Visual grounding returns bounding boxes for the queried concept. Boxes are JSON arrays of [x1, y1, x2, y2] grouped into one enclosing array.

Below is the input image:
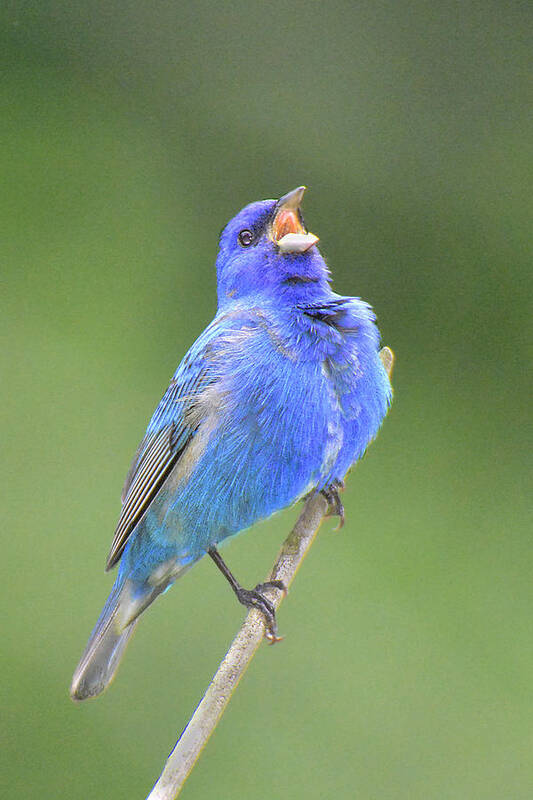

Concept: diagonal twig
[[146, 491, 329, 800]]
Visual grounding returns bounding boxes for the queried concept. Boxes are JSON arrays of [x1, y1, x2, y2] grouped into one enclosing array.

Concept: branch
[[146, 491, 329, 800]]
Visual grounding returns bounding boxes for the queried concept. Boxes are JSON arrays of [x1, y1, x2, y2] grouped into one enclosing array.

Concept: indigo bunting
[[71, 187, 393, 701]]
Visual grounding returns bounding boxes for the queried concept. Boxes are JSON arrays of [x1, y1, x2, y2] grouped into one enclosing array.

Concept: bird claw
[[266, 630, 284, 645], [321, 480, 345, 529], [235, 581, 285, 643], [255, 579, 287, 597]]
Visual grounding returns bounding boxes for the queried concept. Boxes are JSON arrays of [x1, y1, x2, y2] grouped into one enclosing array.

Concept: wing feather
[[105, 309, 264, 571], [105, 341, 215, 570], [106, 426, 186, 570]]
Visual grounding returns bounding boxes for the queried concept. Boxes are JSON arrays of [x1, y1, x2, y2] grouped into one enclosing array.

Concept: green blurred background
[[2, 2, 531, 798]]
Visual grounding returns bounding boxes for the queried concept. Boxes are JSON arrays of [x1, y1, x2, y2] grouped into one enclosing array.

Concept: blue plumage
[[70, 187, 392, 700]]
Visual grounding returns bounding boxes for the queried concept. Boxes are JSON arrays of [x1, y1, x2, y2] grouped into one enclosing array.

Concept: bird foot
[[208, 547, 286, 644], [321, 480, 345, 529], [235, 580, 286, 644]]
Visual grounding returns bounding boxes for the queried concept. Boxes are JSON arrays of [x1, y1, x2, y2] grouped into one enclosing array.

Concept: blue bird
[[70, 187, 393, 701]]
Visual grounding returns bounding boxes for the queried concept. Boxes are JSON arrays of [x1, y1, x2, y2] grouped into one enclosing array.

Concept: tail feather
[[70, 581, 138, 701], [71, 559, 190, 701]]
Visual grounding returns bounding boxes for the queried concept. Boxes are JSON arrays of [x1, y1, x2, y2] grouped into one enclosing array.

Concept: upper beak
[[271, 186, 319, 254]]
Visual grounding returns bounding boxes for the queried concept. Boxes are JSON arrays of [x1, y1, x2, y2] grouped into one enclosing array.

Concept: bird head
[[216, 187, 329, 309]]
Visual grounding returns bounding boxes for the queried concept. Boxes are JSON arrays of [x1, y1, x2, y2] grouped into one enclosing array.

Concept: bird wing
[[105, 322, 220, 571]]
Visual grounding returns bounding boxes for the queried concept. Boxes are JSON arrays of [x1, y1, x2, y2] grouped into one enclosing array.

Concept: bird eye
[[238, 229, 254, 247]]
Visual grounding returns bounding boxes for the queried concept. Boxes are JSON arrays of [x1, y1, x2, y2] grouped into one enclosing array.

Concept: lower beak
[[277, 232, 320, 254], [271, 186, 319, 254]]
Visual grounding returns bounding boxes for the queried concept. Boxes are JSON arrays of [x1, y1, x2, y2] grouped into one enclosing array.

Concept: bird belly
[[160, 360, 339, 554]]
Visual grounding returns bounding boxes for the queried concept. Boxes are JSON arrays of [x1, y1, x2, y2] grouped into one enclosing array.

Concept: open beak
[[271, 186, 319, 254]]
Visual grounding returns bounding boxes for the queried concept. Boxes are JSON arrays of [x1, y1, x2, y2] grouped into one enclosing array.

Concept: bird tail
[[70, 579, 141, 701], [71, 573, 175, 702], [71, 558, 190, 701]]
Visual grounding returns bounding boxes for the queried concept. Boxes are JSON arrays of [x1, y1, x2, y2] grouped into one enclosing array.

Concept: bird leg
[[320, 479, 345, 528], [208, 547, 286, 643]]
